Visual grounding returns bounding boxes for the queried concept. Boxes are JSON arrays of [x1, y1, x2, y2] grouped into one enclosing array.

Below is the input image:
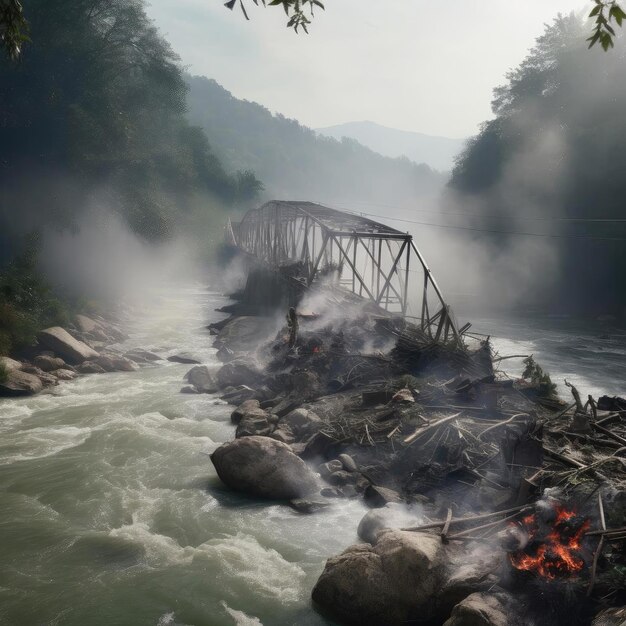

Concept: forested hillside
[[0, 0, 261, 255], [186, 76, 445, 211], [449, 15, 626, 316]]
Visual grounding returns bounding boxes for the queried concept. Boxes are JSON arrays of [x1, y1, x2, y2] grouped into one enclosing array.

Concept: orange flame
[[509, 505, 590, 580]]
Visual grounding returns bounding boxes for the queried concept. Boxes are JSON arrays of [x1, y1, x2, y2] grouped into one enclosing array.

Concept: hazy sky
[[147, 0, 585, 138]]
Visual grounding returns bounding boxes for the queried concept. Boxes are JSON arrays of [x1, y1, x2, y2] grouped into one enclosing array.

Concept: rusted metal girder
[[226, 201, 461, 343]]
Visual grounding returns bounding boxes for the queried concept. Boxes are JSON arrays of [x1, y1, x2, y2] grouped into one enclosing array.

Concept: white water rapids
[[0, 284, 623, 625]]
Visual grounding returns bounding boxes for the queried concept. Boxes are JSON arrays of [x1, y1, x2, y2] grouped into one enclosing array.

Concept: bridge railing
[[228, 201, 461, 343]]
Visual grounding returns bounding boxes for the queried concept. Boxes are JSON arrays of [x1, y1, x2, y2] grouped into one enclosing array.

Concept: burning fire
[[509, 504, 590, 580]]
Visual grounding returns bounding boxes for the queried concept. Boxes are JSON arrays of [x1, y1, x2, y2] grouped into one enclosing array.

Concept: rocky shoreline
[[204, 287, 626, 626]]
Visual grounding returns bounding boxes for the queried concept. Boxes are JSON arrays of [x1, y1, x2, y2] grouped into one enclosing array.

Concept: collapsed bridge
[[226, 201, 464, 343]]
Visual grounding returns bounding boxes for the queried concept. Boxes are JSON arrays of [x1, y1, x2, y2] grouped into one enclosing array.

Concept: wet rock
[[0, 356, 23, 371], [280, 408, 322, 438], [216, 361, 264, 389], [272, 397, 302, 418], [328, 470, 357, 487], [320, 487, 342, 498], [53, 368, 78, 381], [312, 530, 445, 625], [124, 349, 161, 363], [318, 460, 343, 478], [180, 386, 200, 394], [77, 361, 107, 374], [20, 364, 58, 386], [289, 498, 332, 514], [38, 326, 99, 364], [339, 485, 358, 498], [231, 399, 262, 424], [220, 385, 256, 405], [235, 413, 273, 438], [211, 436, 318, 500], [338, 453, 358, 472], [269, 426, 296, 444], [364, 485, 403, 508], [443, 591, 523, 626], [593, 607, 626, 626], [33, 355, 66, 372], [95, 355, 139, 372], [301, 431, 335, 460], [184, 365, 218, 393], [0, 369, 43, 396], [167, 353, 201, 365]]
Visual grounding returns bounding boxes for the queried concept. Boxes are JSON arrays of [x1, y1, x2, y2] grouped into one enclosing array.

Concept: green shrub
[[522, 355, 557, 398]]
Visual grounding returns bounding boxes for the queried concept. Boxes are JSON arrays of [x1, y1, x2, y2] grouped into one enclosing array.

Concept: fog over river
[[0, 285, 623, 626]]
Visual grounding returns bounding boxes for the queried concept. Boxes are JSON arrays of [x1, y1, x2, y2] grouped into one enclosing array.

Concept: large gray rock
[[231, 399, 263, 424], [53, 368, 78, 381], [38, 327, 99, 364], [75, 314, 101, 333], [312, 530, 445, 625], [357, 503, 421, 543], [0, 369, 43, 396], [167, 353, 201, 365], [216, 361, 264, 389], [184, 365, 218, 393], [124, 349, 161, 363], [0, 356, 23, 372], [235, 413, 273, 438], [77, 361, 107, 374], [211, 436, 318, 499], [443, 591, 523, 626]]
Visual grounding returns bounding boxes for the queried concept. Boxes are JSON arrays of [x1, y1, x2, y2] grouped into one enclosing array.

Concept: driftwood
[[403, 412, 462, 445]]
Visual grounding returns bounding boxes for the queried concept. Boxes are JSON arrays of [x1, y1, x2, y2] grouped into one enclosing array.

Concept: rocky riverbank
[[203, 286, 626, 626], [0, 313, 166, 397]]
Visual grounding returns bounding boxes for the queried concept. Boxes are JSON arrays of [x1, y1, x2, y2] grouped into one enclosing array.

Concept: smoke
[[38, 203, 206, 307]]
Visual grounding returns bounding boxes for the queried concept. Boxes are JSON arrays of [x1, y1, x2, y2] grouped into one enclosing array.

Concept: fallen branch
[[587, 493, 606, 597], [403, 412, 461, 445]]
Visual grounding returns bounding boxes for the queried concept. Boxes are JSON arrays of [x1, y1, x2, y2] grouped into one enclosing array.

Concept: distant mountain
[[316, 121, 465, 172], [186, 76, 447, 212]]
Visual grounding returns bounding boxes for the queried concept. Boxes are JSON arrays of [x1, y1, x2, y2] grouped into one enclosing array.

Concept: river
[[0, 285, 624, 626]]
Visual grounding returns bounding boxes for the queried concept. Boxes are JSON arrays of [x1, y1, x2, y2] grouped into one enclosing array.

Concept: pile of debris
[[202, 286, 626, 625]]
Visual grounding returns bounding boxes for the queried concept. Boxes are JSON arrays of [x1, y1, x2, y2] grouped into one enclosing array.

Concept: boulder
[[231, 399, 262, 424], [167, 353, 201, 365], [327, 470, 358, 487], [312, 530, 445, 625], [216, 361, 264, 389], [0, 356, 22, 372], [289, 498, 332, 514], [220, 385, 257, 405], [365, 485, 403, 508], [180, 386, 200, 394], [75, 314, 101, 333], [443, 591, 523, 626], [95, 355, 139, 372], [0, 369, 43, 396], [211, 436, 318, 499], [124, 349, 161, 363], [280, 408, 323, 438], [184, 365, 218, 393], [235, 413, 273, 438], [77, 361, 107, 374], [21, 365, 58, 387], [53, 368, 78, 381], [593, 607, 626, 626], [270, 426, 296, 444], [338, 453, 358, 472], [33, 355, 66, 372], [38, 327, 99, 364], [318, 460, 344, 478]]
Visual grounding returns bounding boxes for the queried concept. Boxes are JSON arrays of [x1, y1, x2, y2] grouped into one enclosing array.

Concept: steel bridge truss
[[227, 201, 461, 342]]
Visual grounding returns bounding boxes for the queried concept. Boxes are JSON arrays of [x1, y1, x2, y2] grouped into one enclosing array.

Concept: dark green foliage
[[186, 76, 445, 210], [522, 355, 557, 399], [0, 237, 71, 355], [449, 15, 626, 315], [588, 0, 626, 49], [0, 0, 29, 59], [226, 0, 324, 33], [0, 0, 261, 246]]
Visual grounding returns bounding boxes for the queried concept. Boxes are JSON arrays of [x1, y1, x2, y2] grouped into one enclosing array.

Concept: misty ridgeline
[[1, 3, 625, 359]]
